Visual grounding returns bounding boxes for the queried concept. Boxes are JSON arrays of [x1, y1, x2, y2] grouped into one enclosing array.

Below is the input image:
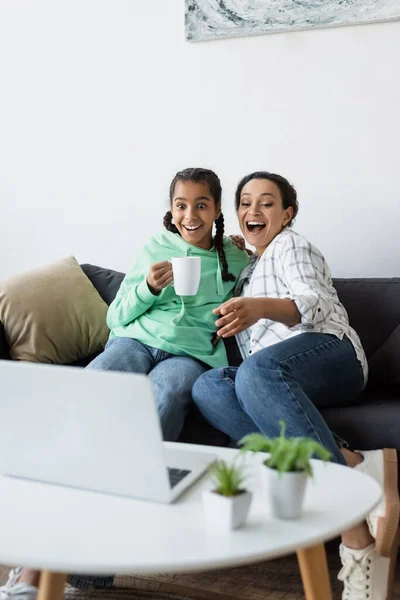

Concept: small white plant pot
[[202, 489, 252, 530], [262, 464, 308, 519]]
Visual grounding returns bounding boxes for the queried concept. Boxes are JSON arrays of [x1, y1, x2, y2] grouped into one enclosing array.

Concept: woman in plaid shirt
[[193, 171, 398, 600]]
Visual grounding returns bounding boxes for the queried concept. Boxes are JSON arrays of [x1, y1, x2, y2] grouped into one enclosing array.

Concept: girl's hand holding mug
[[147, 261, 173, 295]]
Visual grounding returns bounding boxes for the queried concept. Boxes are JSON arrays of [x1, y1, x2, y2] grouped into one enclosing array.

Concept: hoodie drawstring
[[171, 296, 185, 325], [216, 252, 224, 296]]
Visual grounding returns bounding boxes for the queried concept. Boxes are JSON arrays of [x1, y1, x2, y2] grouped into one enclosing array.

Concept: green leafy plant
[[208, 458, 247, 497], [239, 421, 331, 478]]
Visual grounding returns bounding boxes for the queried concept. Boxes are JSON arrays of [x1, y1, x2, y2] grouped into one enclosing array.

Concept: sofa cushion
[[321, 387, 400, 450], [0, 256, 110, 364], [333, 278, 400, 388], [367, 324, 400, 387], [179, 405, 231, 447], [80, 264, 124, 306]]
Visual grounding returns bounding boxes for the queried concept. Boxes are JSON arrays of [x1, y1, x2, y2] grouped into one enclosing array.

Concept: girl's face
[[171, 180, 220, 249], [237, 178, 293, 255]]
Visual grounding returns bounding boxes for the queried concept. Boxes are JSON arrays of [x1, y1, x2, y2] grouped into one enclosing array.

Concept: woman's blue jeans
[[192, 333, 365, 465], [87, 337, 207, 442]]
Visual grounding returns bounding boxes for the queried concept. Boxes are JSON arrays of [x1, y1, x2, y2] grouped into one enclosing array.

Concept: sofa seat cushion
[[0, 256, 110, 364], [321, 387, 400, 451], [179, 405, 231, 447]]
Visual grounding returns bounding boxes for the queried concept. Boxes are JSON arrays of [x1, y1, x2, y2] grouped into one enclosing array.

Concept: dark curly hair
[[163, 168, 235, 282], [235, 172, 298, 227]]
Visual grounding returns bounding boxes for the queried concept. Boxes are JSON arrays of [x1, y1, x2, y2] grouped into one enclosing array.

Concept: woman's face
[[237, 178, 293, 255]]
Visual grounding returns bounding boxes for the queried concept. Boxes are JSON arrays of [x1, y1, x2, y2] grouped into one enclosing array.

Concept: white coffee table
[[0, 443, 381, 600]]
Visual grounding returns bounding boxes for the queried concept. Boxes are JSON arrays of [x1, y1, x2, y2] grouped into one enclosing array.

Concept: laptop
[[0, 360, 216, 503]]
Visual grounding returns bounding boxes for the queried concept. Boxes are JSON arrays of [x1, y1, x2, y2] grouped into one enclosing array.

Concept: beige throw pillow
[[0, 256, 109, 364]]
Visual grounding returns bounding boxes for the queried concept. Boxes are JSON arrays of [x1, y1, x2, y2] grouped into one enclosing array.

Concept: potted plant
[[203, 457, 252, 530], [240, 421, 331, 519]]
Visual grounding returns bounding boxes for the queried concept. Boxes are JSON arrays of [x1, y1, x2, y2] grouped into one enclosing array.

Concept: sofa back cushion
[[80, 264, 124, 306], [333, 278, 400, 387]]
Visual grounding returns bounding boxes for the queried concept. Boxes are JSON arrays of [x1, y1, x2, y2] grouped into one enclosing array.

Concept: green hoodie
[[107, 231, 249, 368]]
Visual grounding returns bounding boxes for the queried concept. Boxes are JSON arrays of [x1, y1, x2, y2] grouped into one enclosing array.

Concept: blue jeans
[[192, 333, 365, 465], [87, 337, 207, 441]]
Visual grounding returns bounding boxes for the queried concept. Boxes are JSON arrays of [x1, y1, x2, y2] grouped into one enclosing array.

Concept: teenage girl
[[0, 168, 249, 599]]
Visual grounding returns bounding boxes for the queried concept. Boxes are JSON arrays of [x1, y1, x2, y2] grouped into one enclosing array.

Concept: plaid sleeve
[[278, 236, 335, 327]]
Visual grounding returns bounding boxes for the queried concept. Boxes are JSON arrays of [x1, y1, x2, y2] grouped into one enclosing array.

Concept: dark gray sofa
[[1, 264, 399, 452]]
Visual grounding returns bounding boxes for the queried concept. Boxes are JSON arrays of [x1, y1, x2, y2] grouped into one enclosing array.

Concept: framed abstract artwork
[[185, 0, 400, 41]]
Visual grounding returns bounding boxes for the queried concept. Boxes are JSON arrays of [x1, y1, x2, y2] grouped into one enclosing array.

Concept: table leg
[[37, 571, 67, 600], [297, 543, 332, 600]]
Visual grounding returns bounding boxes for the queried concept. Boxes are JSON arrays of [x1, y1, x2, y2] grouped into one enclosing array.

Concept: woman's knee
[[235, 350, 282, 415], [236, 349, 276, 388]]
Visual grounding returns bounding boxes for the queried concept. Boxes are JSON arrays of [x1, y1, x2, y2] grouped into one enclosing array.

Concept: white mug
[[171, 256, 201, 296]]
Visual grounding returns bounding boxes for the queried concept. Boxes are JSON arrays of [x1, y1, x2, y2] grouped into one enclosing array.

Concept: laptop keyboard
[[167, 467, 191, 488]]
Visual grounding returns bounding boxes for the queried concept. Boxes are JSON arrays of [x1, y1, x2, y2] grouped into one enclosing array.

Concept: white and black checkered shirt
[[235, 229, 368, 383]]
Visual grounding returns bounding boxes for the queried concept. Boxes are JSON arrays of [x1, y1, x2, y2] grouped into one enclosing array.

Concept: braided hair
[[213, 213, 235, 282], [164, 168, 235, 282], [163, 210, 179, 234]]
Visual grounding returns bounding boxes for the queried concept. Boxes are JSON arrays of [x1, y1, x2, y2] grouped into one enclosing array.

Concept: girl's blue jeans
[[87, 336, 207, 442]]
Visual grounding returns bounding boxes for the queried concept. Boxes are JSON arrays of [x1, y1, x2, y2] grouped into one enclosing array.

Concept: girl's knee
[[192, 369, 220, 405]]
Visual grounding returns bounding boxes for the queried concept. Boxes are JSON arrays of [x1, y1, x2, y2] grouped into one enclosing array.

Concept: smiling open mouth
[[246, 221, 266, 233], [183, 224, 201, 232]]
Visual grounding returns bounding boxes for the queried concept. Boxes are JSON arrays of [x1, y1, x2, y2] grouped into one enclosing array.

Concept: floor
[[1, 541, 399, 599]]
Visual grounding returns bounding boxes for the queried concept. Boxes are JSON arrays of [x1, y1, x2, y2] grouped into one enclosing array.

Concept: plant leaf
[[208, 457, 247, 497], [239, 421, 331, 478]]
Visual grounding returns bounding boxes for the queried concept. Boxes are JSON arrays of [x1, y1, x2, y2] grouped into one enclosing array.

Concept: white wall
[[0, 0, 399, 279]]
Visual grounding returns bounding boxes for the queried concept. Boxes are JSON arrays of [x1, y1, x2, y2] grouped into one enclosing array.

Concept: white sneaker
[[0, 568, 38, 600], [354, 449, 399, 557], [338, 543, 397, 600]]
